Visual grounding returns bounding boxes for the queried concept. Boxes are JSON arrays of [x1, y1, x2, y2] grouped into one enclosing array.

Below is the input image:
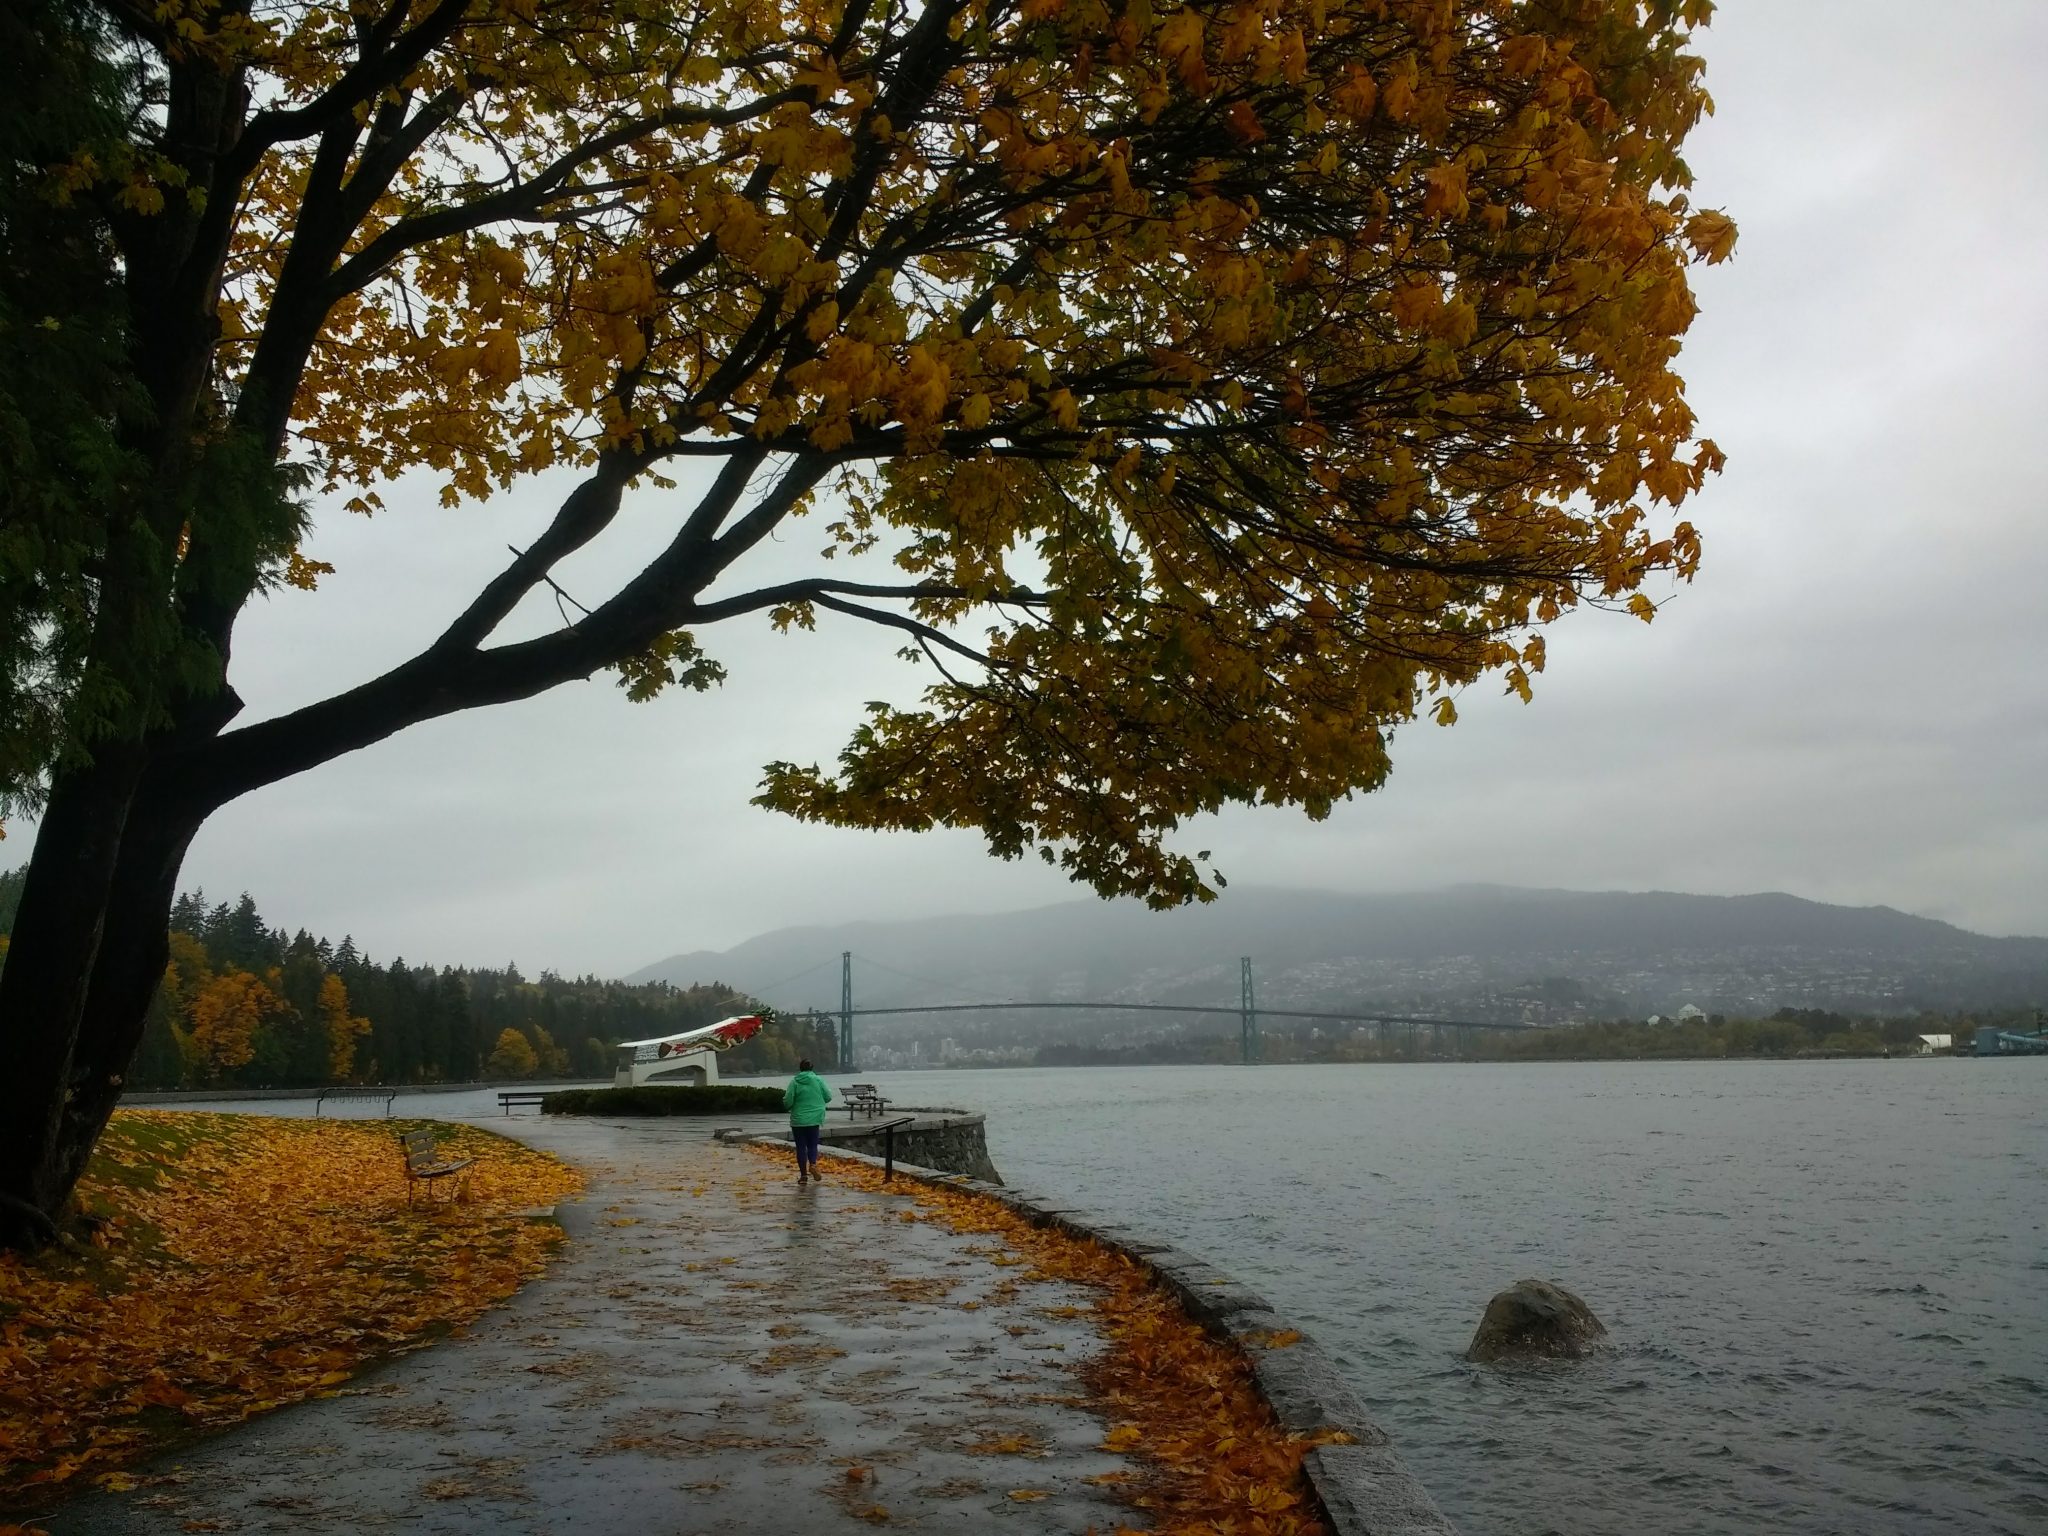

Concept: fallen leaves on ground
[[1244, 1328, 1304, 1349], [748, 1143, 1337, 1535], [750, 1342, 848, 1374], [0, 1111, 581, 1501]]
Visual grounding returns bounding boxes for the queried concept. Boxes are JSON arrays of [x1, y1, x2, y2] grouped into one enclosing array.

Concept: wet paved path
[[45, 1115, 1139, 1535]]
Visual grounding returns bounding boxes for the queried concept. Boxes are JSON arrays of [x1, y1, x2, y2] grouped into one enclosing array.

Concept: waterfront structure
[[613, 1014, 766, 1086], [1973, 1024, 2048, 1057]]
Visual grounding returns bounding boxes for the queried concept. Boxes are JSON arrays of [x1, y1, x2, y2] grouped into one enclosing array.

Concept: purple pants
[[792, 1125, 821, 1171]]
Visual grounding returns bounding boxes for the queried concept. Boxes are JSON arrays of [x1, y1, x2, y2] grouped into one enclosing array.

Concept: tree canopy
[[9, 0, 1727, 900], [1, 0, 1731, 1243]]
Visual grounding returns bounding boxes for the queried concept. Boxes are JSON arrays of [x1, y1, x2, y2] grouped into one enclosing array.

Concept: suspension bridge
[[767, 952, 1542, 1070]]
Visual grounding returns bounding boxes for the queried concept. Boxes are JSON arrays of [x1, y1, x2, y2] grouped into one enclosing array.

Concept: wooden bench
[[497, 1091, 548, 1115], [315, 1089, 396, 1117], [844, 1083, 892, 1117], [398, 1129, 473, 1206]]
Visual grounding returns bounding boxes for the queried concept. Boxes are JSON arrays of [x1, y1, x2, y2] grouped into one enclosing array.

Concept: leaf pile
[[0, 1111, 580, 1502], [751, 1144, 1338, 1535]]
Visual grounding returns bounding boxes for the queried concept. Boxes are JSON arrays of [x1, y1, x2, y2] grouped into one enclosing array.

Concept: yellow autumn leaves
[[69, 0, 1736, 911], [153, 937, 371, 1085], [0, 1113, 580, 1501], [150, 0, 1735, 508]]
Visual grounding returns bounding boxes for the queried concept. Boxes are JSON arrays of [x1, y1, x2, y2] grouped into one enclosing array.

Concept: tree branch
[[228, 0, 470, 176], [687, 578, 1050, 624], [805, 593, 1007, 672], [427, 457, 636, 656], [191, 452, 829, 808], [324, 93, 807, 302]]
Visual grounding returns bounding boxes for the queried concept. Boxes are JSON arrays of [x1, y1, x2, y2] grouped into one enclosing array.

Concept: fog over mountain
[[629, 886, 2048, 1039]]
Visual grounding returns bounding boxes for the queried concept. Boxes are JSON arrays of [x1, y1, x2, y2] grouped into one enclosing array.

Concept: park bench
[[844, 1083, 892, 1116], [315, 1088, 395, 1117], [497, 1091, 548, 1115], [398, 1128, 472, 1206]]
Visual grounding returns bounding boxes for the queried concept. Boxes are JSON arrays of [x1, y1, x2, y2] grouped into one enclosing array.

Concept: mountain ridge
[[627, 885, 2048, 1026]]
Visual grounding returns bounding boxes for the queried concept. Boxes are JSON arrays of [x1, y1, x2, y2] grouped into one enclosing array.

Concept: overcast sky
[[67, 2, 2048, 975]]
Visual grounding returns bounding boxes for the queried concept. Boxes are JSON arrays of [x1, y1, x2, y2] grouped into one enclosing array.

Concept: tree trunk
[[0, 757, 207, 1248]]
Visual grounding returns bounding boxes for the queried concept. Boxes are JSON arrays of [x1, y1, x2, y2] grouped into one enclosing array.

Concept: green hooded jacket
[[783, 1070, 832, 1127]]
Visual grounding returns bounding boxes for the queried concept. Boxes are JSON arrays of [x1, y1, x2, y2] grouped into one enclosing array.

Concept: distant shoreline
[[759, 1053, 1979, 1071], [120, 1079, 606, 1105], [116, 1054, 2007, 1106]]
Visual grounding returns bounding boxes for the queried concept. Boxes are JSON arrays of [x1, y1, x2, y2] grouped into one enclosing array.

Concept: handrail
[[852, 1115, 918, 1181], [314, 1088, 396, 1118]]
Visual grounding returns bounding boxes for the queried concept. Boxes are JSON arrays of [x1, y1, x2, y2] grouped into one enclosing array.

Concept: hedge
[[540, 1085, 786, 1116]]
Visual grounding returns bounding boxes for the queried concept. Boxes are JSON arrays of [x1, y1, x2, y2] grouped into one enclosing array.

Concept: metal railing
[[314, 1089, 396, 1117], [867, 1116, 916, 1180]]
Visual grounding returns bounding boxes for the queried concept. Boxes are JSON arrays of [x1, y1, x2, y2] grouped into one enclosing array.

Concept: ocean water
[[840, 1059, 2048, 1536]]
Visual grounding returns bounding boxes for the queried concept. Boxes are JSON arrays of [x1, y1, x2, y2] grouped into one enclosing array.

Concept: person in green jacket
[[783, 1059, 832, 1184]]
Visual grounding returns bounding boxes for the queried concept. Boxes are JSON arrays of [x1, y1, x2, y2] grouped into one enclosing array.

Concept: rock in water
[[1466, 1279, 1608, 1362]]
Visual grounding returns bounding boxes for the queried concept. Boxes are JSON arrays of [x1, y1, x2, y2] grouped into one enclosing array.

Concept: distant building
[[1646, 1014, 1666, 1027], [1676, 1004, 1706, 1024], [1915, 1033, 1953, 1054]]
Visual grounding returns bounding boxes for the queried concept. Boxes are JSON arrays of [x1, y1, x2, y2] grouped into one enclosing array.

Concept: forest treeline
[[1238, 1006, 2007, 1063], [0, 870, 836, 1088]]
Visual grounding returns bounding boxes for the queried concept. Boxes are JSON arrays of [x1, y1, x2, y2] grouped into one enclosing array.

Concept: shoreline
[[116, 1051, 1983, 1110], [117, 1079, 609, 1105], [720, 1126, 1458, 1535]]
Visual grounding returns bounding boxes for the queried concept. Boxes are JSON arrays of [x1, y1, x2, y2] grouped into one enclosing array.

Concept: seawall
[[819, 1110, 1003, 1183], [762, 1109, 1005, 1183], [719, 1126, 1456, 1535]]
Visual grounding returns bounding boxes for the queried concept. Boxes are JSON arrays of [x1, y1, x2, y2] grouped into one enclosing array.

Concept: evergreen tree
[[4, 873, 775, 1091], [434, 970, 478, 1080], [0, 0, 149, 816]]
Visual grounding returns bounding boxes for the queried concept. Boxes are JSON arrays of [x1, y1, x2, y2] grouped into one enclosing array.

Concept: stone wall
[[815, 1112, 1004, 1184]]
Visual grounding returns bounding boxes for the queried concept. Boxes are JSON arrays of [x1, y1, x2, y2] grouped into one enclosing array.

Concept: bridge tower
[[839, 951, 855, 1071], [1240, 956, 1261, 1064]]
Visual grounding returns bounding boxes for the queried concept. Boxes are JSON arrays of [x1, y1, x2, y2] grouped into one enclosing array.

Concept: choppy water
[[163, 1059, 2047, 1533], [844, 1059, 2048, 1536]]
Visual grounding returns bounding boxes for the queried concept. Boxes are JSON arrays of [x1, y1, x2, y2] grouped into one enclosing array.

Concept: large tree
[[0, 0, 1730, 1244]]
